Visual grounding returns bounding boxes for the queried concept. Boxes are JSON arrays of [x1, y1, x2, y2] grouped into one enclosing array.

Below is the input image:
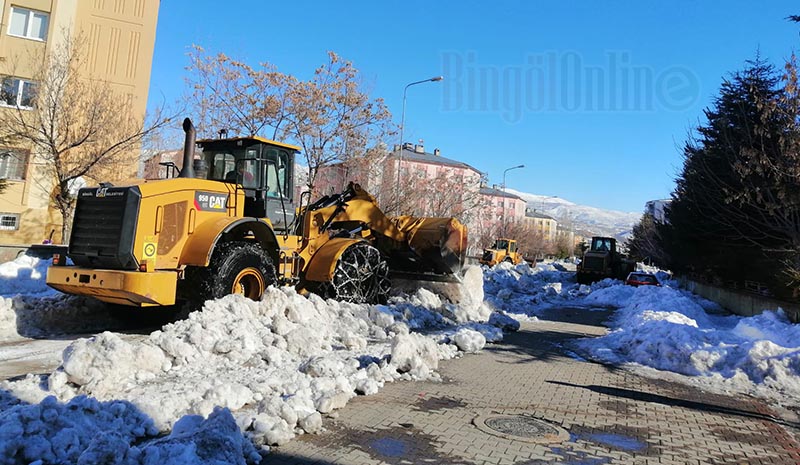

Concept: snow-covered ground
[[3, 255, 800, 464], [484, 261, 800, 405], [0, 257, 510, 464]]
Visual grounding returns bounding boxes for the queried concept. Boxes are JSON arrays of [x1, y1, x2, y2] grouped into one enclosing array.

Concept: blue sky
[[147, 1, 799, 213]]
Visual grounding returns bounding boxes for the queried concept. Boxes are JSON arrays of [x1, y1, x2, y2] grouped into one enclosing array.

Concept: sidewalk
[[269, 306, 800, 465]]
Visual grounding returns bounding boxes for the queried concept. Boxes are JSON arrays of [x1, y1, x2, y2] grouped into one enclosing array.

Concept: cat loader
[[479, 238, 523, 267], [46, 119, 467, 308], [575, 236, 635, 285]]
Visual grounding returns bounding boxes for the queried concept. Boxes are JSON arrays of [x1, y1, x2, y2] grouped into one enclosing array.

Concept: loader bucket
[[392, 216, 467, 277]]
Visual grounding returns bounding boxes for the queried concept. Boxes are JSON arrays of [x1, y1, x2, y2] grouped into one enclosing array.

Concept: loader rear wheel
[[193, 241, 276, 303], [313, 242, 390, 304]]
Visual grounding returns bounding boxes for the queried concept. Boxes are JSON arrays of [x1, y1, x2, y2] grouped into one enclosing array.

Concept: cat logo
[[96, 188, 107, 198]]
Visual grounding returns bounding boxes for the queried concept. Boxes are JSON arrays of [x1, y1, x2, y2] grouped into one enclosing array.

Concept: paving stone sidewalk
[[269, 307, 800, 465]]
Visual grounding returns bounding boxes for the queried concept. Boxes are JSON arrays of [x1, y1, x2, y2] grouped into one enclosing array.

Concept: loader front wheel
[[193, 241, 276, 303], [312, 242, 390, 304]]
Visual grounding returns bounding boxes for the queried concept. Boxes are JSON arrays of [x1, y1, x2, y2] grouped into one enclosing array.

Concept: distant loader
[[479, 238, 523, 267], [576, 236, 635, 284]]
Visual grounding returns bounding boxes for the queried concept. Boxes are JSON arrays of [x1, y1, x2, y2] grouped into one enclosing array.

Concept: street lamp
[[501, 164, 524, 236], [539, 195, 558, 243], [540, 195, 558, 212], [395, 76, 444, 214]]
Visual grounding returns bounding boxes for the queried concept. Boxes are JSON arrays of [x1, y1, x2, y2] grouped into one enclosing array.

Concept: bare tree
[[0, 32, 173, 242], [185, 49, 393, 197], [185, 45, 294, 139], [504, 220, 547, 260], [285, 52, 392, 194]]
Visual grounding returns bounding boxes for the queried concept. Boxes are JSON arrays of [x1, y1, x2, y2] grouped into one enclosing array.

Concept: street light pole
[[501, 164, 524, 237], [395, 76, 443, 214], [540, 195, 558, 213], [539, 195, 558, 242]]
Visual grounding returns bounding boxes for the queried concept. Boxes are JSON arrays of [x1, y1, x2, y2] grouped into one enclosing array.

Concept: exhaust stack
[[179, 118, 196, 179]]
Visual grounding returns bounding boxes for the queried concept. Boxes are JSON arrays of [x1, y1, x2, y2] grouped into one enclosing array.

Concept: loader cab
[[493, 238, 516, 253], [196, 136, 300, 232], [589, 237, 616, 254]]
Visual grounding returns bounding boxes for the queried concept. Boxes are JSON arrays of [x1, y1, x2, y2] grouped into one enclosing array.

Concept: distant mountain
[[506, 188, 642, 241]]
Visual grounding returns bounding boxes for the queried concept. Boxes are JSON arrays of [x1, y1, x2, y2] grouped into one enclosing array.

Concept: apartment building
[[0, 0, 159, 246], [524, 209, 558, 242], [477, 185, 526, 236], [315, 143, 484, 218]]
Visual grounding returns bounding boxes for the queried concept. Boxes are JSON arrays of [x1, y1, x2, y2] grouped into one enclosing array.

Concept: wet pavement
[[270, 306, 800, 465]]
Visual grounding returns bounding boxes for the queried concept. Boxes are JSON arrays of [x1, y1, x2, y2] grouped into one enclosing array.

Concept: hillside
[[505, 188, 642, 241]]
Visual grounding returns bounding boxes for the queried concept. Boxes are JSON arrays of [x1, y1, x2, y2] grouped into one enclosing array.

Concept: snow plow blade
[[389, 216, 467, 279]]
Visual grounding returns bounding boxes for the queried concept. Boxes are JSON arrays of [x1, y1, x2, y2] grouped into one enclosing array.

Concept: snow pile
[[3, 271, 515, 455], [452, 328, 486, 353], [0, 294, 121, 340], [0, 255, 53, 297], [0, 394, 262, 465], [577, 283, 800, 400], [393, 265, 492, 323], [483, 261, 586, 315], [0, 255, 127, 340]]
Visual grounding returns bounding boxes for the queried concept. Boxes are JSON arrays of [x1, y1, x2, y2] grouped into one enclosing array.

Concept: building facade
[[316, 143, 484, 220], [524, 210, 558, 243], [0, 0, 159, 246], [476, 186, 526, 245], [645, 199, 670, 223], [315, 143, 539, 256]]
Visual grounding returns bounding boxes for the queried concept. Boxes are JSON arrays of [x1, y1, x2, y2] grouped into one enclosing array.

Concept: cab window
[[210, 153, 235, 180], [264, 148, 290, 199]]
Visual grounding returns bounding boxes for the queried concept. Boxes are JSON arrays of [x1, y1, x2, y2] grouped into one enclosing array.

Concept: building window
[[0, 150, 27, 180], [0, 213, 20, 230], [0, 77, 37, 108], [8, 6, 49, 41]]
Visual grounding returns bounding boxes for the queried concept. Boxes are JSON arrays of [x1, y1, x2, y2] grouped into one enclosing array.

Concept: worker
[[226, 164, 255, 187]]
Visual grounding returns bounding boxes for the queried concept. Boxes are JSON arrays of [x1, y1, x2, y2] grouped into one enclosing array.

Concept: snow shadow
[[533, 306, 615, 327], [547, 381, 800, 429], [0, 387, 265, 464], [486, 327, 595, 365], [7, 294, 179, 339]]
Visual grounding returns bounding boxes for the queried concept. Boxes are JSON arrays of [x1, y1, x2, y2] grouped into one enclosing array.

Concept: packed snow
[[4, 253, 800, 464], [0, 255, 513, 464], [482, 261, 800, 404]]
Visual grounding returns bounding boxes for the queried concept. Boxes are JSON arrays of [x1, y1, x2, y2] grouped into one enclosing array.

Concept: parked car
[[625, 272, 660, 287]]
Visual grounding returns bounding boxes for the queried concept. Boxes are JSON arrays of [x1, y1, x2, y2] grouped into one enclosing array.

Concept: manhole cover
[[473, 414, 570, 444]]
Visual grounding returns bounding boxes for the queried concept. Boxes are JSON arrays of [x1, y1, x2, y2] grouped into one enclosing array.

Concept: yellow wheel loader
[[46, 119, 467, 308], [575, 236, 635, 285], [479, 238, 523, 267]]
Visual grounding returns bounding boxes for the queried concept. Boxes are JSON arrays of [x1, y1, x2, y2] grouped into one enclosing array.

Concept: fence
[[680, 277, 800, 323]]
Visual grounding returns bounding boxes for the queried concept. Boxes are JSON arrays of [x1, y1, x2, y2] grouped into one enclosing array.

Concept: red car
[[625, 272, 661, 287]]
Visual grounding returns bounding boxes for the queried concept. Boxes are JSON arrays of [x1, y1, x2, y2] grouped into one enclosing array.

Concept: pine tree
[[665, 57, 800, 293]]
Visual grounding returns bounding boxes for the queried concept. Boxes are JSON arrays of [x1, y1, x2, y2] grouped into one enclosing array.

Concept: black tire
[[311, 242, 390, 304], [190, 241, 277, 304]]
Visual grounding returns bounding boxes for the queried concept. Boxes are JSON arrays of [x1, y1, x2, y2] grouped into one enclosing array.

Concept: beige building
[[0, 0, 159, 247], [524, 209, 558, 243]]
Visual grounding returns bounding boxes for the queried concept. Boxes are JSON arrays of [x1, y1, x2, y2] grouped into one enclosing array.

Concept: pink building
[[475, 186, 526, 249], [314, 143, 527, 255], [316, 143, 483, 221]]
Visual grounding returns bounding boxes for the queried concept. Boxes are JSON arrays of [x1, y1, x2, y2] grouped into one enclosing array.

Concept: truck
[[46, 118, 467, 309], [479, 238, 523, 267], [575, 236, 635, 285]]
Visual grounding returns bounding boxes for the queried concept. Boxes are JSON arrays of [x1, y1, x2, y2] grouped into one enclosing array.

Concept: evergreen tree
[[665, 57, 800, 293], [627, 213, 668, 266]]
